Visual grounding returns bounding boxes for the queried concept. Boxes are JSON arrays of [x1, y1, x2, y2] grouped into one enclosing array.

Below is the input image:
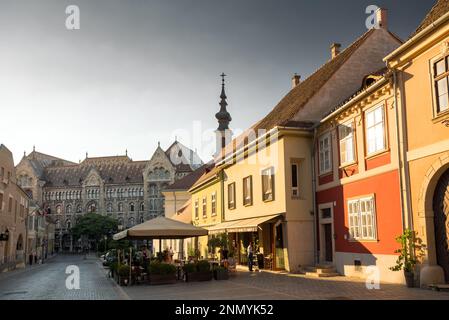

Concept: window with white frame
[[291, 163, 299, 197], [261, 167, 275, 202], [319, 133, 332, 174], [338, 122, 355, 165], [202, 197, 207, 218], [433, 57, 449, 114], [228, 183, 236, 209], [211, 192, 217, 216], [347, 196, 377, 240], [243, 176, 253, 206], [194, 199, 199, 219], [365, 104, 386, 155]]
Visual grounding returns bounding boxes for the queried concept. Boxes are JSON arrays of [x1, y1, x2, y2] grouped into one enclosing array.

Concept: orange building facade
[[315, 76, 405, 283], [385, 0, 449, 286]]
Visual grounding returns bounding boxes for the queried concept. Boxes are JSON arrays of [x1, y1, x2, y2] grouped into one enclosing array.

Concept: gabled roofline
[[384, 10, 449, 63], [320, 75, 390, 123]]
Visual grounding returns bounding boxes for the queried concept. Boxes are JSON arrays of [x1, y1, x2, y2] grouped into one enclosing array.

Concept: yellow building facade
[[200, 127, 315, 272], [189, 167, 224, 259], [385, 0, 449, 286]]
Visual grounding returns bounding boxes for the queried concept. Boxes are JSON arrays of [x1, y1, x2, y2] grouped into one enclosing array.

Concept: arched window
[[117, 217, 124, 228], [56, 205, 62, 214], [16, 234, 24, 251], [86, 201, 97, 214], [139, 215, 144, 223], [139, 188, 144, 197], [149, 184, 157, 196], [128, 217, 135, 227], [107, 203, 113, 213], [140, 202, 144, 212], [66, 220, 71, 229], [149, 199, 154, 211], [118, 202, 123, 212], [66, 205, 72, 214], [130, 203, 135, 212], [55, 219, 61, 229], [76, 205, 82, 213]]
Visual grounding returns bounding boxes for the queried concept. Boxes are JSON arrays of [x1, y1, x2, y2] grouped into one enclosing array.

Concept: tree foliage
[[71, 213, 118, 241]]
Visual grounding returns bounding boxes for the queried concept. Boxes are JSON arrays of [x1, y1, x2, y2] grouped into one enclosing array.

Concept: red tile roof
[[413, 0, 449, 36], [254, 29, 375, 131]]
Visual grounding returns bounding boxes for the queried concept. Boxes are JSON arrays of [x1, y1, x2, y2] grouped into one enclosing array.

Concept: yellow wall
[[220, 130, 315, 271], [190, 174, 223, 259], [387, 19, 449, 286]]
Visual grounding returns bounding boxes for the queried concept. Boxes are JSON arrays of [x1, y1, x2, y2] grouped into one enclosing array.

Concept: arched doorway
[[433, 168, 449, 283], [16, 234, 23, 250]]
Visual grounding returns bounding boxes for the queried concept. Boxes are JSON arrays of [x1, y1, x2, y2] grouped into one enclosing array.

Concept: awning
[[113, 216, 208, 240], [208, 214, 282, 234]]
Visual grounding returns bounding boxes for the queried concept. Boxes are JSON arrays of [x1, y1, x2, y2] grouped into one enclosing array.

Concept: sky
[[0, 0, 436, 164]]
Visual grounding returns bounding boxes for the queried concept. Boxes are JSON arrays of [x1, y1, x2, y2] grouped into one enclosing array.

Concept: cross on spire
[[220, 73, 226, 85], [215, 73, 232, 131]]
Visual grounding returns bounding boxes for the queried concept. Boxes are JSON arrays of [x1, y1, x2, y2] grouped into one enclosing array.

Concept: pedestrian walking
[[247, 242, 254, 272]]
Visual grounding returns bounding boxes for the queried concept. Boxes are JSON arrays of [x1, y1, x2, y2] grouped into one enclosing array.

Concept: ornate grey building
[[15, 142, 202, 251]]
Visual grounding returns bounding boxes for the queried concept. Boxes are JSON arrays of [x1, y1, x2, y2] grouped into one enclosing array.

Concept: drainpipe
[[392, 70, 412, 232], [311, 127, 319, 264]]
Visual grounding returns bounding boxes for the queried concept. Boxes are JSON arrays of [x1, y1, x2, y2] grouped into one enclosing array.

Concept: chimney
[[291, 74, 301, 89], [330, 43, 341, 59], [376, 8, 388, 29]]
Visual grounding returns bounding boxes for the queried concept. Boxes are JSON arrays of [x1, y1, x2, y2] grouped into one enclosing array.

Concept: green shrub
[[110, 262, 118, 272], [197, 260, 211, 272], [118, 264, 130, 277], [149, 262, 176, 275], [214, 265, 227, 271], [182, 263, 196, 273]]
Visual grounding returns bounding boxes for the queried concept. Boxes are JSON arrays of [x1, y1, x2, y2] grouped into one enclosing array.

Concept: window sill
[[263, 198, 274, 203], [243, 203, 253, 207], [365, 148, 390, 161], [432, 109, 449, 123], [318, 170, 333, 178], [339, 161, 358, 169], [348, 239, 378, 243]]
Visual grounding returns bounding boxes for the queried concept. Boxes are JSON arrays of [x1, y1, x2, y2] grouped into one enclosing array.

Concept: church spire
[[215, 73, 232, 131], [215, 73, 233, 157]]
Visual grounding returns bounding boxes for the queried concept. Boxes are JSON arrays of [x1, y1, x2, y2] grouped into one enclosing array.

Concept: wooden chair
[[264, 254, 273, 270]]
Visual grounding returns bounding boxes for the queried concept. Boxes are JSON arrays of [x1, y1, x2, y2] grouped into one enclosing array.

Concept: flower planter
[[149, 274, 177, 285], [185, 271, 213, 282], [119, 276, 129, 286], [213, 269, 229, 281], [404, 271, 415, 288]]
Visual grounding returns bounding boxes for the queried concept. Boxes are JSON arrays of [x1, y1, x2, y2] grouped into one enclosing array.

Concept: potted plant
[[213, 265, 229, 280], [148, 262, 177, 285], [390, 229, 424, 288], [118, 264, 131, 286], [109, 261, 119, 279], [183, 260, 213, 282]]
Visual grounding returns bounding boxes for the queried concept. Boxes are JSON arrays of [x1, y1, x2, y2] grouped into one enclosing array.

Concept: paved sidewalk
[[0, 254, 122, 300], [122, 269, 449, 300]]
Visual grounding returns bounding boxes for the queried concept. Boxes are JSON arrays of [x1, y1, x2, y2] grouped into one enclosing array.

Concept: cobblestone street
[[123, 269, 449, 300], [1, 255, 449, 300], [0, 255, 124, 300]]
